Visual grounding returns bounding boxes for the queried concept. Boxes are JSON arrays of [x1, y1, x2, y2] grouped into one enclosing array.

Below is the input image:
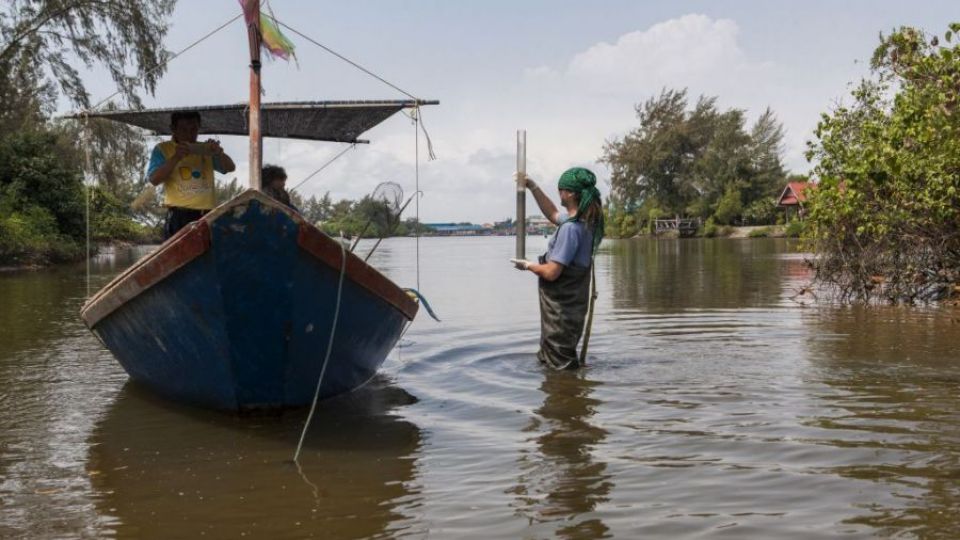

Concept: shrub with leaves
[[806, 23, 960, 303]]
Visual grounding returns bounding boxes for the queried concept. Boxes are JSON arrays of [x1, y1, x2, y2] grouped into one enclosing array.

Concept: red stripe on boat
[[296, 224, 419, 321]]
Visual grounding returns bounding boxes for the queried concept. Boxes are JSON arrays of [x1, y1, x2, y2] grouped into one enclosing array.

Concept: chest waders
[[536, 234, 597, 370]]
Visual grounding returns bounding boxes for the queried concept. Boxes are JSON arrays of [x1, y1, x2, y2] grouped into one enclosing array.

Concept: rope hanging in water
[[81, 115, 94, 299], [293, 236, 348, 463]]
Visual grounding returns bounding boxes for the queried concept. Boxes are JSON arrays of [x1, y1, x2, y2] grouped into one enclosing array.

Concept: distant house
[[777, 181, 812, 221], [526, 215, 555, 236]]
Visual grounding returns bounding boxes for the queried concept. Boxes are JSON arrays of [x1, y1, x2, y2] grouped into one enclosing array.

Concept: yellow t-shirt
[[148, 140, 218, 210]]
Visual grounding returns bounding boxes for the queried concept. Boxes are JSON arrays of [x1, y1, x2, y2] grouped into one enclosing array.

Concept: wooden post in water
[[245, 0, 263, 190], [516, 129, 526, 259]]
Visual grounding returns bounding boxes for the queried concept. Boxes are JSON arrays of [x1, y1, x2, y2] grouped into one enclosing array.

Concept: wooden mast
[[245, 0, 263, 190]]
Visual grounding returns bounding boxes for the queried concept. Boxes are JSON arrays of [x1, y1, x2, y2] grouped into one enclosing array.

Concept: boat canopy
[[69, 100, 438, 143]]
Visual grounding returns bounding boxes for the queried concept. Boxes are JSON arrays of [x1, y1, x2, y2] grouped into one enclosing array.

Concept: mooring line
[[293, 235, 347, 463]]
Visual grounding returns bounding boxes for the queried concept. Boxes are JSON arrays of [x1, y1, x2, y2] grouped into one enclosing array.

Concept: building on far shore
[[777, 181, 812, 221], [423, 223, 491, 236], [526, 215, 555, 236], [422, 215, 557, 236]]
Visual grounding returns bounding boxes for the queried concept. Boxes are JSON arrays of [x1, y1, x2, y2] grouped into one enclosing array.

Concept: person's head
[[262, 164, 288, 190], [557, 167, 605, 251], [170, 111, 202, 143], [557, 167, 599, 211]]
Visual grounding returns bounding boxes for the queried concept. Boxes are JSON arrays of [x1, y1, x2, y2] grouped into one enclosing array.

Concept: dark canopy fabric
[[69, 100, 437, 143]]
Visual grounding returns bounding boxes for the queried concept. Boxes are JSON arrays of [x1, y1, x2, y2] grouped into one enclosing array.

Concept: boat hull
[[82, 191, 417, 411]]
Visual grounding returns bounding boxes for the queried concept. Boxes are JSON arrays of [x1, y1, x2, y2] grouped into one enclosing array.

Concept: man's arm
[[523, 176, 562, 225], [148, 143, 189, 186], [208, 140, 236, 173]]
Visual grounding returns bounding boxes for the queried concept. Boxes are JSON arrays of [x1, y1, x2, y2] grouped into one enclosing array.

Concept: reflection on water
[[88, 377, 422, 539], [607, 239, 790, 311], [510, 369, 612, 538], [3, 237, 960, 538], [805, 307, 960, 538]]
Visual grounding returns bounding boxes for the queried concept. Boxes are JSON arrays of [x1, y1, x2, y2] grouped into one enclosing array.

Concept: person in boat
[[261, 164, 297, 211], [147, 110, 236, 239], [511, 167, 604, 370]]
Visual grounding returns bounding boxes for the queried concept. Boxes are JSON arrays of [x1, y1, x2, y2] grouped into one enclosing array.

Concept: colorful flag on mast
[[259, 10, 297, 62], [238, 0, 297, 62]]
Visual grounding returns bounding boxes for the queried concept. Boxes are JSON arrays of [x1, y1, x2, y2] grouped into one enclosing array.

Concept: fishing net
[[350, 181, 404, 252], [369, 181, 403, 234]]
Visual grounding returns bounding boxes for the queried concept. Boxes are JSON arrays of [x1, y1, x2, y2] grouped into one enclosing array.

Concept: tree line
[[601, 88, 797, 238]]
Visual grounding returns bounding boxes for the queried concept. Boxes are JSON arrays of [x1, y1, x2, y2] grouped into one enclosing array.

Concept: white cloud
[[565, 14, 764, 94], [209, 13, 832, 223], [271, 14, 786, 222]]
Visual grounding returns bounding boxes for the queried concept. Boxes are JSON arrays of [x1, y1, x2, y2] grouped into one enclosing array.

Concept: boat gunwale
[[80, 190, 418, 327]]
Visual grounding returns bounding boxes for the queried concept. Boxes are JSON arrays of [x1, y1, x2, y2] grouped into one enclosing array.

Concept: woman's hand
[[509, 258, 532, 270]]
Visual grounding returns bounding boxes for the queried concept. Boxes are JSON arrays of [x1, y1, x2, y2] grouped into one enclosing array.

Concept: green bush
[[713, 187, 743, 225], [0, 201, 83, 264], [646, 206, 663, 235], [806, 24, 960, 302], [701, 217, 719, 238], [619, 214, 637, 237], [783, 219, 805, 238], [748, 226, 772, 238], [742, 198, 777, 225], [90, 186, 158, 243]]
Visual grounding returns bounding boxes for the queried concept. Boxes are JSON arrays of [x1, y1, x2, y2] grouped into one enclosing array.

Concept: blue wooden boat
[[81, 190, 420, 411], [79, 0, 437, 411]]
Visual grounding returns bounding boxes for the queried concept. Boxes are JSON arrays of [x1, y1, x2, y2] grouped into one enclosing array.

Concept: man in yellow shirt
[[148, 111, 236, 239]]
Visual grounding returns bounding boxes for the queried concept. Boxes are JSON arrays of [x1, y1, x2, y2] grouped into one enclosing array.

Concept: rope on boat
[[275, 19, 420, 102], [403, 288, 440, 322], [414, 108, 421, 290], [289, 142, 357, 193], [293, 235, 348, 463], [85, 13, 242, 114], [274, 16, 442, 293], [81, 116, 94, 299]]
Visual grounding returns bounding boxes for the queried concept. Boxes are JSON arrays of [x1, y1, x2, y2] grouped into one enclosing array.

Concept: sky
[[72, 1, 959, 223]]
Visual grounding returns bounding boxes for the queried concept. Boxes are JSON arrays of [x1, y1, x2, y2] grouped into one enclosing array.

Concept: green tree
[[0, 0, 176, 111], [299, 192, 333, 224], [713, 186, 743, 225], [0, 129, 84, 238], [0, 1, 177, 264], [0, 129, 85, 263], [806, 23, 960, 303], [602, 88, 787, 233]]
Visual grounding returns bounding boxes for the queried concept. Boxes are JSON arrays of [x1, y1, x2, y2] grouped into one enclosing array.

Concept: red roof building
[[777, 181, 813, 220]]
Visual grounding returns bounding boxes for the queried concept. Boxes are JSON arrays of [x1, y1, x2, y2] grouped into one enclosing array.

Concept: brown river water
[[1, 236, 959, 539]]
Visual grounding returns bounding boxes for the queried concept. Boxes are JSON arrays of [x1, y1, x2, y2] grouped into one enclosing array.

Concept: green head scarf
[[557, 167, 604, 253]]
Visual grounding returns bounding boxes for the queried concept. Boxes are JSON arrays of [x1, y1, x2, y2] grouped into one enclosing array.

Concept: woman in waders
[[512, 167, 604, 370]]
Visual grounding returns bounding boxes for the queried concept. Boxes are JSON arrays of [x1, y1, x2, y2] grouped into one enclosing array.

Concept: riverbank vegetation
[[805, 24, 960, 303], [0, 0, 175, 266], [601, 88, 790, 238]]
